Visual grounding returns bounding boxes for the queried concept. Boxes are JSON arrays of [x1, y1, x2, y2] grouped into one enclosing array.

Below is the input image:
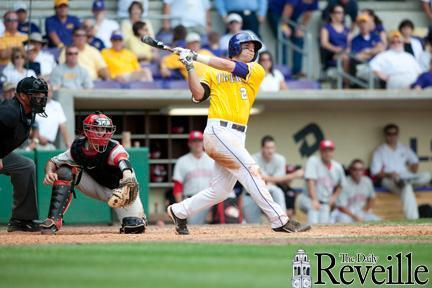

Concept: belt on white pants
[[206, 118, 247, 133]]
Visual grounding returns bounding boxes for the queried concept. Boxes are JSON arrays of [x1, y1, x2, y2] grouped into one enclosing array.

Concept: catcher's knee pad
[[120, 217, 146, 234], [41, 165, 76, 233]]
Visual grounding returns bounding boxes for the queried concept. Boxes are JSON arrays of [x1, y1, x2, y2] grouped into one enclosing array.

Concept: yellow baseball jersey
[[201, 62, 265, 125]]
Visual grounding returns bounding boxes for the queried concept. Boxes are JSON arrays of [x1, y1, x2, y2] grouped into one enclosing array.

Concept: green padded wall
[[0, 151, 35, 223], [0, 148, 148, 224]]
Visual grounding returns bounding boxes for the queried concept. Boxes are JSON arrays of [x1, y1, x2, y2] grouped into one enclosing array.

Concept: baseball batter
[[167, 31, 311, 234], [41, 112, 146, 234]]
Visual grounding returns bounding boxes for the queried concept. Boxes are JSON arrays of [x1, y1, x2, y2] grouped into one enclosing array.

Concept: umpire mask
[[16, 77, 49, 116]]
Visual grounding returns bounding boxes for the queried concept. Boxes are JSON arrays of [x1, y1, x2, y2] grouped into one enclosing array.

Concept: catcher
[[40, 112, 146, 234]]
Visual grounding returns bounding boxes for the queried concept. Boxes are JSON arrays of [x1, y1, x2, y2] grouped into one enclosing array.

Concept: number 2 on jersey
[[240, 87, 247, 100]]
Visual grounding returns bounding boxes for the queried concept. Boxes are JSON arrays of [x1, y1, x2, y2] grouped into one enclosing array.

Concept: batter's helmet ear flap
[[228, 31, 263, 62]]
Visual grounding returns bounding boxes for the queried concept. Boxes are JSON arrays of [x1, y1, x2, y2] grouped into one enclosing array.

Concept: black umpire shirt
[[0, 97, 34, 159]]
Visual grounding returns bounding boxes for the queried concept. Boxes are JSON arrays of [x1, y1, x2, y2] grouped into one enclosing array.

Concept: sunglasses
[[74, 33, 87, 37], [66, 52, 78, 55], [14, 55, 25, 59], [5, 18, 18, 22]]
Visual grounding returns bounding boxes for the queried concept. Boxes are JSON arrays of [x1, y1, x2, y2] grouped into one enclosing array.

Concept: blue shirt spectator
[[411, 71, 432, 89], [351, 13, 384, 62], [89, 36, 106, 51], [322, 0, 358, 29], [286, 0, 318, 22], [45, 0, 80, 47], [351, 33, 381, 55], [14, 2, 41, 34], [215, 0, 268, 37]]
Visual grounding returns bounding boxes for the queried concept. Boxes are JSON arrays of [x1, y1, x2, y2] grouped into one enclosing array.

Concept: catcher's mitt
[[108, 177, 139, 208]]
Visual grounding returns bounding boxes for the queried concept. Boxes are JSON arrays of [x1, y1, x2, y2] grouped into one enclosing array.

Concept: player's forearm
[[307, 179, 318, 201], [187, 69, 205, 101], [409, 163, 419, 173], [194, 53, 235, 73], [45, 160, 57, 174], [339, 207, 357, 219]]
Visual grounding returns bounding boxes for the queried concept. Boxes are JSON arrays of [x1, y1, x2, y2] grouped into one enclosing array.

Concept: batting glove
[[179, 49, 195, 71]]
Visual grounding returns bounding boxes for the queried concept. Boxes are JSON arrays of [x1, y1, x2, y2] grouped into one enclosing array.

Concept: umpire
[[0, 76, 48, 232]]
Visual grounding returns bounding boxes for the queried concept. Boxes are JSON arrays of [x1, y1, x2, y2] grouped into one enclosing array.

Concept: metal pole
[[336, 57, 343, 89]]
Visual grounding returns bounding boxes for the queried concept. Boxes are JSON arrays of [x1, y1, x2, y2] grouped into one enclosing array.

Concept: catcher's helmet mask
[[83, 112, 116, 153], [228, 31, 263, 62], [16, 76, 49, 116]]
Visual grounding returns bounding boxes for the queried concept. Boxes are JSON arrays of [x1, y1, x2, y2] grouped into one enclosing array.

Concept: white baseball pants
[[171, 119, 289, 228]]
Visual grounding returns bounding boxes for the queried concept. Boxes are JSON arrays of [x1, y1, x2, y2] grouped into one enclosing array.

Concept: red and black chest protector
[[70, 138, 122, 189]]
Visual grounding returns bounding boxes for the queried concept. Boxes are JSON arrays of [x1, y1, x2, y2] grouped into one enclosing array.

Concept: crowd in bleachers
[[0, 0, 432, 97]]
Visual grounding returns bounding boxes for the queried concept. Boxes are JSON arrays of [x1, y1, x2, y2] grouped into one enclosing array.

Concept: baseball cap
[[356, 13, 370, 23], [226, 13, 243, 24], [319, 140, 335, 151], [186, 32, 201, 44], [388, 30, 402, 40], [54, 0, 69, 8], [92, 0, 105, 11], [14, 2, 28, 12], [188, 131, 203, 141], [2, 82, 16, 92], [110, 30, 123, 41]]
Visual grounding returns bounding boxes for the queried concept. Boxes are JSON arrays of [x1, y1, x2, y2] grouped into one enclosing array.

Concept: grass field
[[0, 241, 431, 288]]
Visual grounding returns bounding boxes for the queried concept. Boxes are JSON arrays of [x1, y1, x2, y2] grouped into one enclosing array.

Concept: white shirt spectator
[[50, 63, 94, 90], [252, 152, 286, 177], [35, 99, 67, 143], [304, 155, 346, 203], [370, 49, 421, 89], [95, 18, 120, 48], [418, 50, 431, 72], [407, 37, 424, 63], [164, 0, 210, 29], [173, 152, 214, 197], [370, 143, 419, 179], [2, 64, 36, 85], [117, 0, 149, 18], [337, 176, 375, 212], [260, 69, 285, 92], [35, 50, 56, 76]]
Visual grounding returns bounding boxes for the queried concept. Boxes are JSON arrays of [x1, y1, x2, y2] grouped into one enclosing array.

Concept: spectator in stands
[[243, 136, 303, 223], [2, 48, 36, 85], [82, 19, 106, 51], [279, 0, 318, 78], [258, 51, 287, 91], [370, 31, 421, 89], [59, 27, 109, 80], [215, 0, 267, 37], [371, 124, 432, 220], [172, 131, 214, 224], [203, 31, 224, 57], [219, 13, 243, 52], [331, 159, 381, 223], [419, 31, 432, 72], [171, 25, 187, 47], [0, 20, 4, 36], [160, 32, 213, 79], [0, 11, 27, 65], [26, 32, 57, 77], [125, 21, 158, 63], [322, 0, 358, 30], [45, 0, 80, 48], [1, 82, 16, 101], [92, 0, 120, 48], [122, 1, 155, 43], [34, 84, 71, 150], [51, 45, 94, 90], [411, 59, 432, 89], [320, 4, 350, 75], [421, 0, 432, 27], [399, 19, 423, 63], [118, 0, 149, 18], [361, 9, 387, 48], [24, 44, 41, 76], [299, 140, 345, 224], [162, 0, 211, 35], [101, 30, 152, 82], [14, 2, 40, 34]]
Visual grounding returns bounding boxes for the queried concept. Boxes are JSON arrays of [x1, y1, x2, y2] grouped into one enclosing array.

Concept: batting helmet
[[83, 112, 116, 153], [228, 31, 262, 62]]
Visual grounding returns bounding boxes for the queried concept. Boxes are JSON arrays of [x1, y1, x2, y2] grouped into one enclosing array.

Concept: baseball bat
[[141, 35, 175, 53]]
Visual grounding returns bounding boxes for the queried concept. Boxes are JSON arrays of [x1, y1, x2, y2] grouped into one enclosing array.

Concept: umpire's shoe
[[273, 219, 311, 233], [167, 205, 189, 235], [7, 218, 41, 232]]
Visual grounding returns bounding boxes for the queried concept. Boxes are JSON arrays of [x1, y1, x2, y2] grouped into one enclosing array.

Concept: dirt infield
[[1, 223, 431, 246]]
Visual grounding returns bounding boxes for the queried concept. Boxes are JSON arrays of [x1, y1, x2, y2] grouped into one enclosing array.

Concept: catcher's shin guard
[[41, 166, 75, 234]]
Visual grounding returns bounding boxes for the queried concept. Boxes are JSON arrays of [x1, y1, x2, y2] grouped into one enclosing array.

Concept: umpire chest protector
[[70, 138, 122, 189]]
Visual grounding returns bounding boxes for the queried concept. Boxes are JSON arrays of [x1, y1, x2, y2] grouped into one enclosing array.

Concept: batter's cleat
[[273, 219, 311, 233], [167, 205, 189, 235], [40, 218, 59, 235], [7, 218, 41, 232]]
